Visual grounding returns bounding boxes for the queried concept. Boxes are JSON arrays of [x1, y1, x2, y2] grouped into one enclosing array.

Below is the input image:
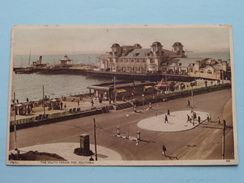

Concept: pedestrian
[[223, 120, 226, 129], [149, 102, 152, 110], [60, 102, 63, 109], [207, 114, 210, 122], [193, 112, 196, 119], [167, 109, 170, 116], [162, 145, 167, 156], [198, 116, 201, 124], [187, 100, 190, 107], [218, 117, 221, 125], [189, 117, 192, 123], [164, 114, 168, 123], [26, 98, 29, 102], [187, 114, 190, 123], [209, 114, 212, 122]]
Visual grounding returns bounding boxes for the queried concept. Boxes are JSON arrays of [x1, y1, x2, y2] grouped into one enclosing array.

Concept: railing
[[9, 106, 110, 131]]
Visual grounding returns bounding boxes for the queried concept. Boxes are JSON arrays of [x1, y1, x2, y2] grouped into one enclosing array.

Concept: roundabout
[[137, 110, 208, 132]]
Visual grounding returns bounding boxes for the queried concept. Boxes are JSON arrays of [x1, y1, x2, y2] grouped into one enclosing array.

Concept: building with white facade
[[98, 42, 230, 80]]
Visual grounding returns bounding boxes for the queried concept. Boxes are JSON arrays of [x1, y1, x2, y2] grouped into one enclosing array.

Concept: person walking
[[162, 145, 167, 156], [149, 102, 152, 110], [167, 109, 170, 116], [198, 116, 201, 124], [187, 100, 190, 107], [164, 114, 168, 123], [218, 117, 221, 125], [187, 114, 190, 123]]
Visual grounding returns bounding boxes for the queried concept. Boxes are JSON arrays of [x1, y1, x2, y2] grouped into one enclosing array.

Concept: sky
[[12, 25, 232, 55]]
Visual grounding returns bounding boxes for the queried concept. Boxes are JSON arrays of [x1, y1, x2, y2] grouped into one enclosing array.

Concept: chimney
[[39, 56, 42, 64]]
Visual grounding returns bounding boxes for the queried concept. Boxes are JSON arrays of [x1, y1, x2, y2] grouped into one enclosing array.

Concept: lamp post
[[222, 120, 226, 159], [93, 118, 98, 161], [42, 85, 45, 115], [142, 94, 144, 106], [126, 114, 129, 138], [113, 76, 117, 103], [190, 82, 194, 125]]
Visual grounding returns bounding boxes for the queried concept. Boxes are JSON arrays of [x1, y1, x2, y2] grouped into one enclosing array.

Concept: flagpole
[[43, 85, 45, 115]]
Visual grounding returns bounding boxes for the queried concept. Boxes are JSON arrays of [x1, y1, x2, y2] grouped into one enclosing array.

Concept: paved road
[[9, 89, 235, 161]]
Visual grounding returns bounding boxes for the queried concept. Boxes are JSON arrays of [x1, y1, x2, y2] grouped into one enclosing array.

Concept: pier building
[[98, 41, 230, 80], [98, 41, 186, 74], [60, 54, 72, 66]]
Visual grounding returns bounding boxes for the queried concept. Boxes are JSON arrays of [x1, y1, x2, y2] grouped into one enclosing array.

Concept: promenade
[[10, 79, 230, 122]]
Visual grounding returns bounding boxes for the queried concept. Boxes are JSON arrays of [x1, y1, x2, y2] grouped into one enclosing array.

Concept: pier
[[14, 66, 196, 82]]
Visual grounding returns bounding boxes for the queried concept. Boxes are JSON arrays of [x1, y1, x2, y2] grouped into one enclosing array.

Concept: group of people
[[186, 112, 201, 124]]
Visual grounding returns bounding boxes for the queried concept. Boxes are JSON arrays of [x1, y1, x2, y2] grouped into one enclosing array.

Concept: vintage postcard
[[7, 25, 238, 166]]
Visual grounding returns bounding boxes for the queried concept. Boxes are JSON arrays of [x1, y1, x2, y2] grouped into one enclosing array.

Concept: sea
[[11, 51, 230, 102]]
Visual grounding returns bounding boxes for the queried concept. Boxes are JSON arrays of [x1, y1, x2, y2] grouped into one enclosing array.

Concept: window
[[207, 70, 212, 74]]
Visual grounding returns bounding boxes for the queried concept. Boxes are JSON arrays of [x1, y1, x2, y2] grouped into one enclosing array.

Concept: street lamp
[[42, 85, 46, 115], [126, 114, 129, 138], [142, 94, 144, 106], [113, 76, 117, 103], [222, 120, 226, 159], [190, 82, 194, 125]]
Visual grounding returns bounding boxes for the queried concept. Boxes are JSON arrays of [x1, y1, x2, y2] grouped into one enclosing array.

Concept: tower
[[111, 43, 122, 57], [151, 41, 163, 56], [110, 43, 121, 72], [147, 42, 164, 72], [172, 42, 185, 56]]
